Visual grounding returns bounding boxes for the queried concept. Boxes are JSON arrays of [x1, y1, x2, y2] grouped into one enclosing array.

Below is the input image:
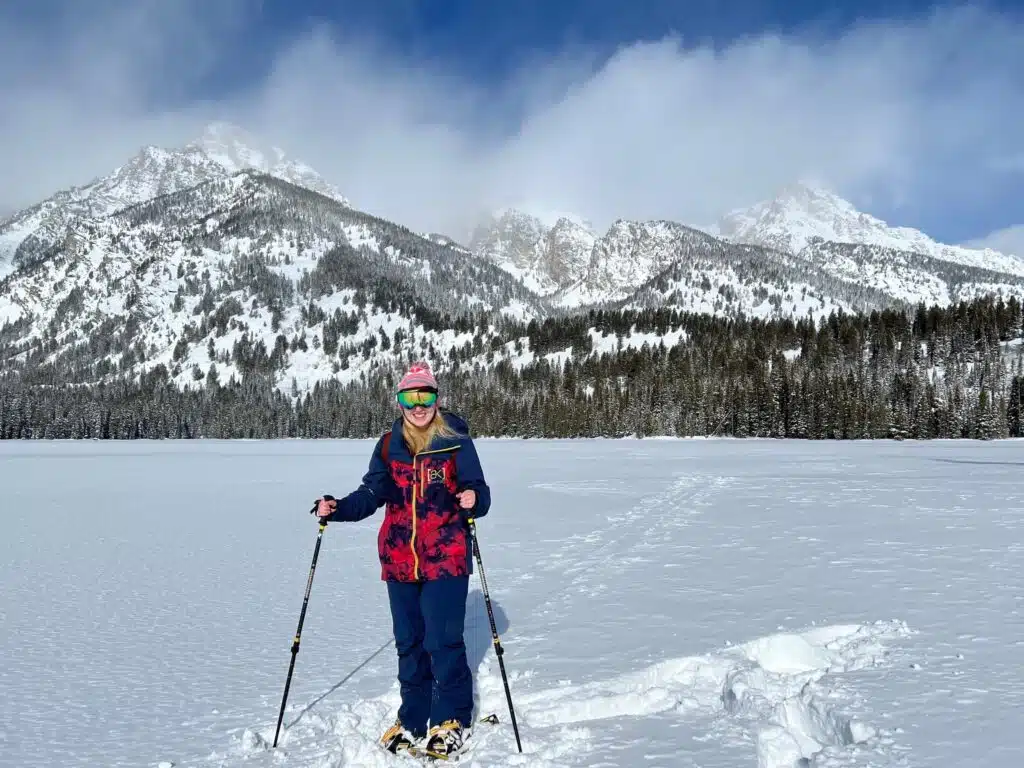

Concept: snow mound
[[522, 619, 910, 768], [227, 618, 909, 766]]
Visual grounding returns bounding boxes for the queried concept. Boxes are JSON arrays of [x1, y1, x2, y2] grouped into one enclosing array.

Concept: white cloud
[[1, 2, 1022, 242], [964, 226, 1024, 259], [0, 1, 242, 204]]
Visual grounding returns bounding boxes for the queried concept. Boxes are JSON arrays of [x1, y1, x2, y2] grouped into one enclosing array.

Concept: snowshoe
[[405, 715, 497, 761], [409, 719, 467, 760], [380, 719, 420, 754]]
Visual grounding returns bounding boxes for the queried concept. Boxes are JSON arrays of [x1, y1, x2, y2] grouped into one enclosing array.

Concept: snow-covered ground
[[2, 438, 1022, 767]]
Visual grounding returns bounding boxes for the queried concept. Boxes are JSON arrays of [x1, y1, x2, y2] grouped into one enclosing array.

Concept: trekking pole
[[468, 517, 522, 752], [272, 496, 333, 748]]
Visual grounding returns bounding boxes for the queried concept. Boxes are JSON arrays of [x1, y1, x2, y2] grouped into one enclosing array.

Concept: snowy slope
[[3, 438, 1022, 767], [556, 220, 701, 307], [471, 199, 1024, 317], [964, 225, 1024, 260], [622, 258, 862, 321], [795, 240, 1024, 307], [0, 122, 347, 278], [5, 121, 1024, 393], [469, 212, 859, 315], [0, 172, 547, 394], [556, 222, 905, 319], [719, 182, 1024, 278]]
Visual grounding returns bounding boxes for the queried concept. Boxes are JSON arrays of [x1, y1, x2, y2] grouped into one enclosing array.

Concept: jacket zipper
[[410, 445, 460, 580]]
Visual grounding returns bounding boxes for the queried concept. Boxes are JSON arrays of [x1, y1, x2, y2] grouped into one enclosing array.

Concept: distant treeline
[[1, 295, 1022, 440]]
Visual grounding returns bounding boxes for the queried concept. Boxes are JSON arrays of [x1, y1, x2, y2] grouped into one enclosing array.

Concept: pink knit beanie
[[397, 361, 438, 392]]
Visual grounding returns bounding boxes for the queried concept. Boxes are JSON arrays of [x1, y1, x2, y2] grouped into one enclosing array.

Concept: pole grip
[[310, 494, 335, 520]]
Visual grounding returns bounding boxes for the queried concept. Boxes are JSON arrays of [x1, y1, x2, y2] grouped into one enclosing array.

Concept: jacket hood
[[440, 410, 470, 434]]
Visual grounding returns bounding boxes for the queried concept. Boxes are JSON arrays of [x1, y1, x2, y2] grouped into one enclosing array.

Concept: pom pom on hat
[[397, 361, 438, 392]]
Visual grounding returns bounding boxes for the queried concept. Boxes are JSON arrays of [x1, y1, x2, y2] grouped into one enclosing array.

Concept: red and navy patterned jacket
[[325, 411, 491, 582]]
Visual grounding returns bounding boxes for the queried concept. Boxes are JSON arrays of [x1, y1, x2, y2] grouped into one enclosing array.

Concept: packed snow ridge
[[523, 620, 911, 768]]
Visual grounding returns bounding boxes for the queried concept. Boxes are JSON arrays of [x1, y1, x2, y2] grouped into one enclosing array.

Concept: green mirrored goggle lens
[[397, 390, 438, 409]]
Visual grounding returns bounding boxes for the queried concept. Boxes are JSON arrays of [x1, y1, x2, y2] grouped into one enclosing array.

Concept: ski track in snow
[[174, 471, 908, 768], [9, 439, 1024, 768], [191, 621, 909, 768]]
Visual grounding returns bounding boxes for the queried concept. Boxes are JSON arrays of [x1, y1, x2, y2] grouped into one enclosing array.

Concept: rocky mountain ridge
[[2, 124, 1024, 398], [0, 122, 347, 278], [468, 182, 1024, 312]]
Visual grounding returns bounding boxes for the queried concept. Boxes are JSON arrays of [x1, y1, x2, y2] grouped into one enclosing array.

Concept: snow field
[[1, 438, 1022, 767]]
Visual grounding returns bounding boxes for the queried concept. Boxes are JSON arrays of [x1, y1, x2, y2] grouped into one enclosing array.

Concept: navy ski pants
[[386, 575, 473, 735]]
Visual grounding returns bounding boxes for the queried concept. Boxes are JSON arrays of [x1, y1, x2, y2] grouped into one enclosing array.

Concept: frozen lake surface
[[1, 438, 1022, 767]]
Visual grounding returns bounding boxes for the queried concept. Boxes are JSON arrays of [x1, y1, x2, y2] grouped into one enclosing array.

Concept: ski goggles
[[396, 389, 438, 409]]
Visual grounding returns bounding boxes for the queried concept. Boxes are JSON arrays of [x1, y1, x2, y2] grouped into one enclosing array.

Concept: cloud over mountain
[[1, 2, 1022, 244]]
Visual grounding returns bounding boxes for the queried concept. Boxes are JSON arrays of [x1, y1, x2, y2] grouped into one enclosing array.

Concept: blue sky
[[0, 0, 1022, 251], [249, 0, 970, 74]]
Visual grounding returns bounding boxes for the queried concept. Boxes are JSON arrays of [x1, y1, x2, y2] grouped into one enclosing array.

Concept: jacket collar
[[386, 411, 464, 462]]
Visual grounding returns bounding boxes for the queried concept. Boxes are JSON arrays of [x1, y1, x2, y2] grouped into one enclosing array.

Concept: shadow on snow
[[288, 586, 510, 728]]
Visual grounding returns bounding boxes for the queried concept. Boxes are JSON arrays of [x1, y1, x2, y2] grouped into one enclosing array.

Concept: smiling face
[[397, 388, 438, 429], [404, 402, 436, 428]]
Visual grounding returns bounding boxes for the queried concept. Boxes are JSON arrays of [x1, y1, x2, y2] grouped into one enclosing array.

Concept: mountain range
[[1, 122, 1023, 396], [466, 185, 1024, 312]]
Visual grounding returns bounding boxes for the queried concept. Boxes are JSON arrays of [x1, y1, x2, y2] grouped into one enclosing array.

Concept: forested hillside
[[3, 296, 1021, 440]]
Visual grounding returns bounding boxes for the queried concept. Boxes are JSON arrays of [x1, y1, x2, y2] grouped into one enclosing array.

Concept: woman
[[315, 361, 491, 758]]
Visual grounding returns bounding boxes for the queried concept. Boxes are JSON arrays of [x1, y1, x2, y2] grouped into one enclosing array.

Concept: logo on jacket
[[426, 467, 447, 484]]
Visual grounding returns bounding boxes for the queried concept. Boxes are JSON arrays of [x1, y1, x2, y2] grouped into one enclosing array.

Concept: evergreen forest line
[[1, 296, 1022, 441]]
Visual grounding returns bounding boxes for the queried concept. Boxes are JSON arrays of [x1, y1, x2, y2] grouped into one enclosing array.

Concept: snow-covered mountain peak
[[184, 121, 347, 205], [0, 122, 348, 278], [490, 206, 595, 233], [717, 182, 876, 254], [467, 207, 597, 295], [772, 181, 858, 210], [717, 181, 1024, 277], [186, 121, 279, 174]]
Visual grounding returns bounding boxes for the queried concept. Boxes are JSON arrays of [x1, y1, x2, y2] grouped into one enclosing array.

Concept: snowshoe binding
[[380, 719, 420, 754], [408, 719, 468, 761]]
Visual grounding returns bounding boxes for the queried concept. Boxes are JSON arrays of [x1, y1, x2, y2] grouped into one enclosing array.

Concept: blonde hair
[[403, 409, 461, 456]]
